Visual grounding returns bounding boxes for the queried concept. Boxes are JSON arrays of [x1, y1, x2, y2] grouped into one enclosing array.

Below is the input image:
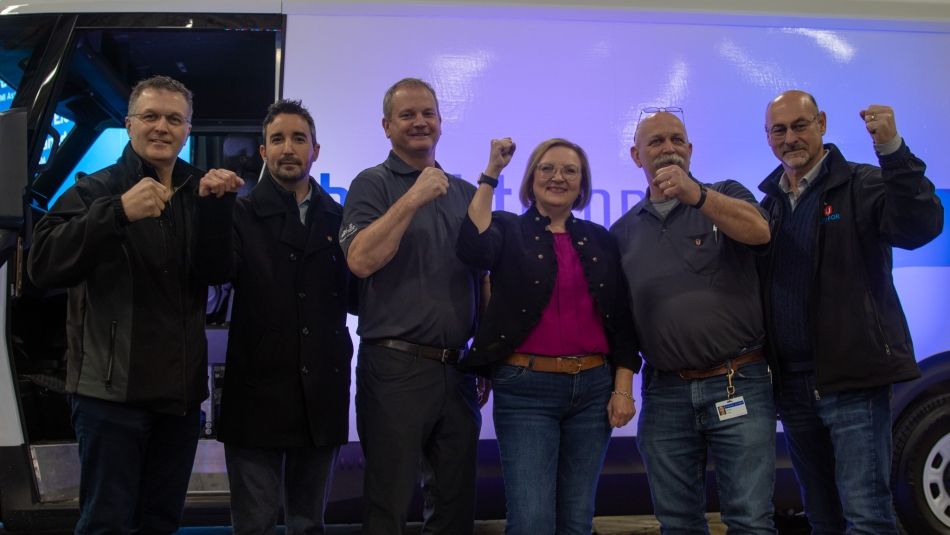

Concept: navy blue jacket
[[759, 142, 943, 393]]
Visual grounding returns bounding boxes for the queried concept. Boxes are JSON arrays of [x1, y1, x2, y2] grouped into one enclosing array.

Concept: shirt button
[[331, 291, 339, 297], [301, 366, 309, 375], [301, 327, 310, 336], [592, 256, 599, 262], [500, 334, 506, 340], [534, 216, 540, 221], [599, 283, 604, 288], [534, 235, 540, 241], [537, 254, 544, 260], [534, 280, 540, 285], [327, 235, 333, 242], [297, 292, 306, 299], [521, 309, 527, 313], [333, 367, 340, 373], [289, 253, 298, 261]]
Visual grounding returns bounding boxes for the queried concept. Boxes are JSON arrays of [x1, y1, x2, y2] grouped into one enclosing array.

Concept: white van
[[0, 2, 948, 533]]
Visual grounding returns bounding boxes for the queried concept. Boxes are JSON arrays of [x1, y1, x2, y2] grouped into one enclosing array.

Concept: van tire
[[892, 393, 950, 534]]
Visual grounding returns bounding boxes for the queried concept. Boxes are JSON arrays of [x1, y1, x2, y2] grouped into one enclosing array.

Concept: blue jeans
[[70, 394, 201, 535], [225, 443, 340, 535], [637, 361, 776, 535], [776, 373, 898, 535], [492, 362, 613, 535]]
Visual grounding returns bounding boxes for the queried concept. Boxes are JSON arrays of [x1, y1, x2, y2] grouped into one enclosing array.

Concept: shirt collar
[[779, 149, 830, 194]]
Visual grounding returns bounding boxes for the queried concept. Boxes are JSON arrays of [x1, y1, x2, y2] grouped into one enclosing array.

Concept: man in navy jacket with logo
[[759, 90, 943, 534]]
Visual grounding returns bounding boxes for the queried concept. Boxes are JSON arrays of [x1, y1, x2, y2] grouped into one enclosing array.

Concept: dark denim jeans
[[491, 362, 613, 535], [776, 373, 898, 535], [637, 361, 777, 535], [224, 443, 340, 535], [69, 393, 201, 535]]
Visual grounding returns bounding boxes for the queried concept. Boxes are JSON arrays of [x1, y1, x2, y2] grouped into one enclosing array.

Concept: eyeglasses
[[536, 163, 581, 181], [129, 111, 191, 127], [637, 106, 686, 130], [767, 114, 819, 142]]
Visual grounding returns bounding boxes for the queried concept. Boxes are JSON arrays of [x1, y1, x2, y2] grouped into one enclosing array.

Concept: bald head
[[631, 111, 692, 180], [765, 90, 827, 180], [635, 111, 686, 144], [766, 90, 819, 119]]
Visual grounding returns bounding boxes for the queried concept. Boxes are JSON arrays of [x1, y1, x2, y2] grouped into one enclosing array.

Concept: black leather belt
[[366, 338, 464, 364]]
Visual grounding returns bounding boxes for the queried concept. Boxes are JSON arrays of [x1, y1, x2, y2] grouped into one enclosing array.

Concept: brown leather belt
[[677, 349, 765, 380], [503, 353, 606, 375], [366, 338, 464, 364]]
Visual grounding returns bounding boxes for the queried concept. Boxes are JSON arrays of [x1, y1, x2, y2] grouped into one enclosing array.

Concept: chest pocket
[[682, 231, 721, 275]]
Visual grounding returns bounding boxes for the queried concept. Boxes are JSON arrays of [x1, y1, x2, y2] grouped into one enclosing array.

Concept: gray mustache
[[653, 154, 686, 168]]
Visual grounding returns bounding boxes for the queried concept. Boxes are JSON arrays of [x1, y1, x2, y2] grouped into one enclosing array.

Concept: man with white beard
[[610, 110, 776, 534]]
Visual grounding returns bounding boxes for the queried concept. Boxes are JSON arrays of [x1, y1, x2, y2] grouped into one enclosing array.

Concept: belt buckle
[[440, 348, 451, 363], [561, 357, 583, 375]]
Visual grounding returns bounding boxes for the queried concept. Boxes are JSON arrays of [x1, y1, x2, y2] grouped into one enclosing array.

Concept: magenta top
[[516, 233, 610, 356]]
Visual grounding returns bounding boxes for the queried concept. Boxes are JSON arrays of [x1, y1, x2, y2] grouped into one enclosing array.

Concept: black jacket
[[759, 142, 943, 393], [456, 205, 640, 374], [28, 143, 231, 415], [207, 175, 355, 448]]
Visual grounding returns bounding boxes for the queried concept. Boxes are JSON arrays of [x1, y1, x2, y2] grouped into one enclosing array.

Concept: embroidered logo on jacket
[[821, 204, 841, 223]]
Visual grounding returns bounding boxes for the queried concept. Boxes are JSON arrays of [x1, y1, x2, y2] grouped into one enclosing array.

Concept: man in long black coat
[[206, 99, 355, 534]]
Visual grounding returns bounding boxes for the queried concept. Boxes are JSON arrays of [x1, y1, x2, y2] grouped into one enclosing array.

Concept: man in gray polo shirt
[[610, 110, 775, 533], [339, 78, 482, 534]]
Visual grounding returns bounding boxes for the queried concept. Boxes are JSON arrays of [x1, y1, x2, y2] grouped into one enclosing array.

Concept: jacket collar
[[117, 142, 198, 192], [249, 172, 341, 253], [759, 143, 849, 197], [521, 204, 588, 238]]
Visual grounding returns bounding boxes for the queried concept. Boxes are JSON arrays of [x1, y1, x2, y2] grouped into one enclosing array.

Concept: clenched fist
[[860, 105, 898, 146], [406, 167, 450, 208], [485, 137, 516, 178], [121, 177, 170, 222], [199, 168, 245, 198]]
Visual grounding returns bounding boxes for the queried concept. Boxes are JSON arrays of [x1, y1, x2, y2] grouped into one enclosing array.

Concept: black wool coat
[[212, 175, 355, 448]]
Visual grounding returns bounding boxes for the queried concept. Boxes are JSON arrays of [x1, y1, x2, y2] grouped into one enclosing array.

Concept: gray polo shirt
[[340, 151, 479, 348], [609, 179, 768, 372]]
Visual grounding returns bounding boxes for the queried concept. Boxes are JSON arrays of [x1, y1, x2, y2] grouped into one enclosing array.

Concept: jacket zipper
[[866, 288, 893, 357], [105, 320, 117, 388]]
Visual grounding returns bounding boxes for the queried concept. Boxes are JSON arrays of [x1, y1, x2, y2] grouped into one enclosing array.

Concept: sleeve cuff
[[111, 194, 131, 227], [875, 134, 903, 157]]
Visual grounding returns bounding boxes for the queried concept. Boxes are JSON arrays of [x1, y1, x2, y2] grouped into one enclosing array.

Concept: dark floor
[[1, 514, 812, 534]]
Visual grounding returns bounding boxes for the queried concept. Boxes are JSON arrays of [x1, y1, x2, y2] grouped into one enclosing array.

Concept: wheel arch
[[892, 350, 950, 424]]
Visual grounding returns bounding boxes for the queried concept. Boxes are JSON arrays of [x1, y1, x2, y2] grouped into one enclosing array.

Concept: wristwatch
[[692, 185, 708, 209], [478, 173, 499, 188]]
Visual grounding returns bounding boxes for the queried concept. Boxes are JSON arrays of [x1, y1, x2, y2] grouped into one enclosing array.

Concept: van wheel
[[892, 393, 950, 534]]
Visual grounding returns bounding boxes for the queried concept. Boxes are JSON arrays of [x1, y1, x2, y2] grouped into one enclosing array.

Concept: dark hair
[[518, 138, 593, 210], [128, 75, 193, 117], [262, 99, 317, 143], [382, 78, 440, 119]]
